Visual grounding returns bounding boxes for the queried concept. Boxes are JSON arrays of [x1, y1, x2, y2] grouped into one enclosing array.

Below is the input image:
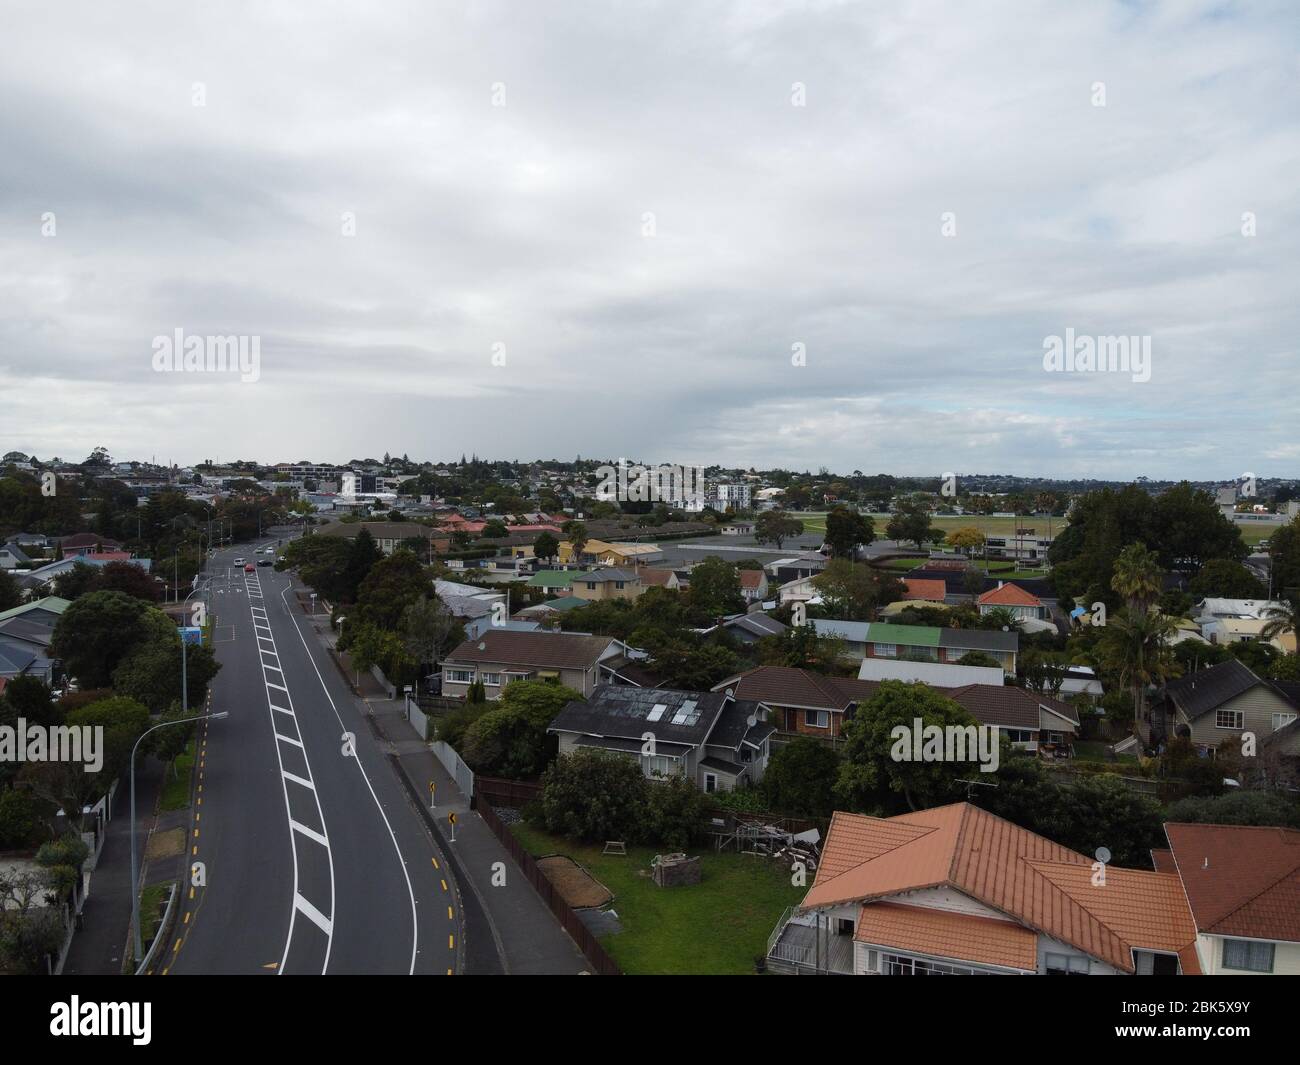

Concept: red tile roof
[[855, 901, 1038, 972], [977, 583, 1042, 607], [902, 578, 947, 602], [445, 629, 615, 670], [803, 803, 1199, 973], [717, 666, 877, 712], [739, 569, 765, 589], [1165, 823, 1300, 944]]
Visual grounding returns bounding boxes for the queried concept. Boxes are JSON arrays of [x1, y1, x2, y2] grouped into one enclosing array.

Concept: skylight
[[647, 703, 667, 722]]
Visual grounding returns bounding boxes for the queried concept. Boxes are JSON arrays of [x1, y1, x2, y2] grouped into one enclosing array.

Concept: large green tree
[[824, 506, 875, 558], [49, 591, 168, 688]]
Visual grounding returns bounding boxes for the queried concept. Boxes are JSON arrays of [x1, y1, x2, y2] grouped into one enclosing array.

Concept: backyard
[[509, 821, 805, 975]]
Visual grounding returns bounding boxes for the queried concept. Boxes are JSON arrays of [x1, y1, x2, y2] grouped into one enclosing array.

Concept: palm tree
[[1111, 542, 1163, 614], [1098, 607, 1179, 736], [1261, 595, 1300, 645]]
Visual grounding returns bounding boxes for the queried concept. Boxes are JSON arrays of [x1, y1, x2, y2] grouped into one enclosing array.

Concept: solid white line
[[279, 583, 420, 976], [294, 893, 333, 934]]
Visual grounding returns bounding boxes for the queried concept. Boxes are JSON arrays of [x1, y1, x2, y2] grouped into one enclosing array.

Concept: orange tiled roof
[[977, 582, 1042, 607], [902, 578, 947, 602], [802, 803, 1199, 973], [739, 569, 765, 589], [1165, 823, 1300, 944], [637, 568, 676, 587], [855, 901, 1038, 972]]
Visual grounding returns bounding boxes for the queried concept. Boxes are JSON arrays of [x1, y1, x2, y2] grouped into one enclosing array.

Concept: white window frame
[[805, 709, 830, 729], [1215, 709, 1244, 730], [874, 643, 897, 658], [1222, 938, 1274, 973], [445, 669, 474, 685], [481, 672, 502, 687], [1271, 712, 1297, 732]]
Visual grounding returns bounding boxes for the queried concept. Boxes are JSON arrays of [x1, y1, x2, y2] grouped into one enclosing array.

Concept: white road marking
[[294, 893, 333, 934]]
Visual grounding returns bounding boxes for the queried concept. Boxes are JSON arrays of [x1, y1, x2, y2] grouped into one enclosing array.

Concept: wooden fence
[[474, 796, 622, 976]]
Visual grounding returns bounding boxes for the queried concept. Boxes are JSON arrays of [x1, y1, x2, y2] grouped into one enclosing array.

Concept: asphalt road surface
[[166, 541, 463, 975]]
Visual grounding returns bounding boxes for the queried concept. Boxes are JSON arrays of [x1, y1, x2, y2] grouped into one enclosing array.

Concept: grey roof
[[936, 628, 1019, 652], [809, 618, 871, 643], [550, 686, 735, 749], [0, 543, 32, 563], [707, 696, 776, 751], [727, 613, 789, 639], [573, 734, 693, 755], [699, 755, 746, 776], [441, 594, 495, 620], [0, 639, 37, 675], [0, 618, 55, 647], [571, 568, 640, 584], [1165, 658, 1285, 720]]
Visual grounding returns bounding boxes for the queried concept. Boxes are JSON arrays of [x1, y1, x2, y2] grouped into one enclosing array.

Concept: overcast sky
[[1, 1, 1296, 479]]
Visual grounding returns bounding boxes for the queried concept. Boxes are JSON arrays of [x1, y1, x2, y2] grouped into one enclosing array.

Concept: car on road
[[233, 557, 246, 565], [257, 558, 272, 567], [244, 563, 256, 573]]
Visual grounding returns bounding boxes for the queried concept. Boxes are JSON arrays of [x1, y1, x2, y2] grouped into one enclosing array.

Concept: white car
[[233, 557, 246, 565]]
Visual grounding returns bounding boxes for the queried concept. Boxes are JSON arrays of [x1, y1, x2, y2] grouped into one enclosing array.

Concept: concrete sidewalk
[[304, 604, 590, 975], [61, 760, 164, 975]]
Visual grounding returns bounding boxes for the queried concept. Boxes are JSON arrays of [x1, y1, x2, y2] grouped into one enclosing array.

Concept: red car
[[244, 563, 255, 574]]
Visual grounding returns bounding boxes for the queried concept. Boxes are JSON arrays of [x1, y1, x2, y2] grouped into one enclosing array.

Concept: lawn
[[138, 881, 173, 951], [159, 740, 196, 812], [1072, 740, 1139, 765], [510, 821, 805, 975]]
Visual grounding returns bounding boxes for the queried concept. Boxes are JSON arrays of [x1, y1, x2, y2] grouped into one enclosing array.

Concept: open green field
[[510, 821, 804, 975], [800, 512, 1066, 538]]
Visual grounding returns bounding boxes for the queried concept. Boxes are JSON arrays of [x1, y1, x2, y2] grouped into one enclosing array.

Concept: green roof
[[863, 622, 940, 647], [528, 570, 591, 588], [546, 596, 588, 612], [0, 596, 72, 623]]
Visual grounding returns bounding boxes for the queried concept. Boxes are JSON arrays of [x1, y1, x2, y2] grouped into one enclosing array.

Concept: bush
[[539, 749, 648, 843], [0, 789, 39, 849], [1166, 790, 1300, 829], [643, 775, 709, 850]]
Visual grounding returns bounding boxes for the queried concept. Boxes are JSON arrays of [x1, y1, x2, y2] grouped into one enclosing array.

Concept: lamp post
[[130, 710, 229, 963]]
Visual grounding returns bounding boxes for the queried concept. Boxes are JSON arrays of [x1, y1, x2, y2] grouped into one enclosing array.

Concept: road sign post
[[429, 780, 436, 810], [448, 811, 457, 842]]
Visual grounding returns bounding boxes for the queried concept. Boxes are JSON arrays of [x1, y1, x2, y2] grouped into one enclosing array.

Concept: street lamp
[[130, 710, 229, 963]]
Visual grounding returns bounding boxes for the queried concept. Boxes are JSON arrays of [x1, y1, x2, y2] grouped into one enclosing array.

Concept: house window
[[481, 672, 502, 686], [445, 669, 473, 684], [1003, 729, 1034, 744], [1223, 939, 1274, 973], [874, 643, 897, 657], [1045, 953, 1089, 975], [805, 709, 830, 729], [615, 581, 625, 589], [1215, 709, 1244, 730], [1272, 713, 1297, 732], [646, 755, 678, 777], [703, 773, 718, 793], [881, 952, 978, 976]]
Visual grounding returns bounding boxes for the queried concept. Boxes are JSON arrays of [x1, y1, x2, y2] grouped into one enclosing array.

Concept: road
[[166, 540, 463, 975]]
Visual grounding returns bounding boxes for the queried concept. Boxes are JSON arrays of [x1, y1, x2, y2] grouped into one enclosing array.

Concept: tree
[[51, 561, 100, 601], [946, 527, 986, 555], [49, 591, 162, 688], [1097, 608, 1179, 735], [645, 640, 740, 690], [824, 506, 875, 558], [836, 681, 985, 813], [461, 681, 577, 779], [539, 748, 648, 843], [1188, 558, 1266, 600], [760, 623, 846, 669], [0, 569, 21, 612], [341, 528, 382, 603], [1260, 595, 1300, 644], [481, 519, 509, 539], [401, 595, 457, 672], [686, 557, 745, 620], [150, 702, 197, 771], [561, 521, 588, 561], [754, 510, 804, 550], [355, 549, 428, 631], [643, 775, 709, 850], [92, 560, 162, 602], [956, 650, 1002, 669], [762, 738, 840, 817], [885, 500, 942, 551], [1166, 789, 1300, 829], [1110, 542, 1162, 614], [1269, 515, 1300, 600], [533, 531, 559, 562], [812, 559, 903, 620], [112, 639, 220, 714]]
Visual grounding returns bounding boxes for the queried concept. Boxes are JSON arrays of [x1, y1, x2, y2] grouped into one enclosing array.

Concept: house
[[56, 534, 123, 558], [635, 567, 680, 591], [738, 568, 768, 603], [901, 578, 947, 603], [720, 521, 754, 535], [976, 581, 1047, 620], [568, 568, 643, 603], [440, 629, 632, 700], [942, 683, 1080, 751], [767, 802, 1199, 975], [316, 521, 447, 556], [515, 595, 588, 621], [1157, 822, 1300, 974], [1158, 658, 1298, 753], [1193, 597, 1289, 623], [526, 569, 595, 596], [0, 597, 69, 685], [715, 612, 788, 645], [857, 656, 1005, 687], [1201, 616, 1295, 652], [777, 574, 820, 605], [557, 538, 663, 566], [808, 619, 1018, 674], [0, 542, 33, 570], [548, 686, 775, 793], [711, 665, 876, 741]]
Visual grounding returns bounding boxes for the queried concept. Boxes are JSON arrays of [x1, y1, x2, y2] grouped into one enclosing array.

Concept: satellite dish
[[746, 713, 757, 728], [477, 642, 486, 651], [725, 687, 735, 698]]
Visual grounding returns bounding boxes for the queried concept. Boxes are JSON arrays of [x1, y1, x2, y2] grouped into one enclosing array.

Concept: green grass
[[159, 741, 196, 812], [1072, 740, 1139, 765], [138, 881, 173, 948], [510, 822, 805, 975]]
